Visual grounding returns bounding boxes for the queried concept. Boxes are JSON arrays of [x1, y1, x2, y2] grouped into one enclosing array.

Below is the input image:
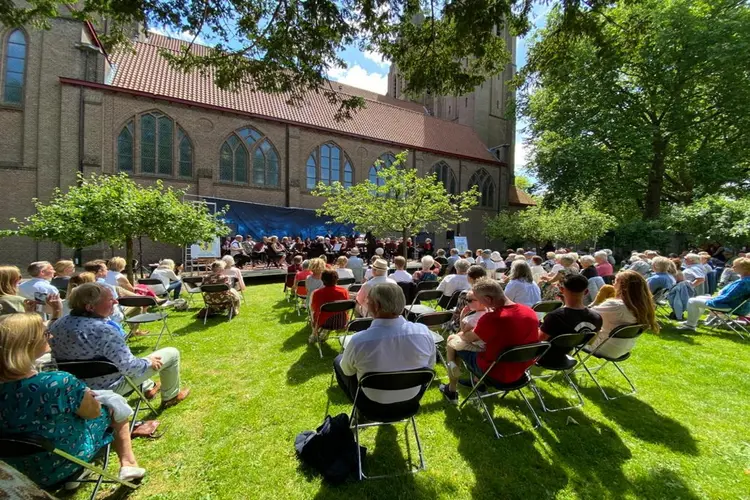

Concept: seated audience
[[49, 283, 190, 408], [200, 260, 242, 317], [463, 250, 475, 264], [477, 250, 497, 279], [229, 235, 252, 267], [83, 260, 125, 324], [447, 248, 461, 268], [504, 260, 542, 307], [439, 279, 540, 403], [434, 248, 449, 268], [592, 284, 616, 306], [412, 255, 440, 282], [448, 265, 487, 332], [0, 266, 62, 319], [18, 261, 59, 300], [677, 257, 750, 331], [222, 255, 246, 292], [294, 260, 313, 297], [668, 253, 707, 319], [356, 259, 396, 316], [437, 259, 472, 301], [0, 313, 146, 486], [335, 256, 355, 280], [104, 257, 135, 293], [444, 290, 488, 381], [647, 256, 677, 294], [542, 252, 557, 272], [346, 248, 365, 282], [363, 255, 381, 281], [580, 255, 598, 280], [390, 256, 413, 283], [334, 283, 436, 407], [51, 260, 76, 295], [286, 255, 303, 289], [625, 255, 652, 277], [529, 256, 546, 284], [150, 259, 182, 300], [586, 270, 659, 358], [594, 251, 614, 277], [538, 274, 603, 366], [540, 254, 579, 300], [718, 252, 745, 288], [310, 270, 350, 341], [305, 258, 327, 308]]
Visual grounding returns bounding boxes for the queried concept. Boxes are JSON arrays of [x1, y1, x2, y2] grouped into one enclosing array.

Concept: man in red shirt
[[440, 278, 540, 403], [311, 270, 351, 339]]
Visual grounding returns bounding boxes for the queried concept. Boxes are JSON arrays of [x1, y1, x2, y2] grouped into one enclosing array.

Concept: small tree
[[313, 152, 479, 258], [6, 174, 228, 282], [669, 195, 750, 247]]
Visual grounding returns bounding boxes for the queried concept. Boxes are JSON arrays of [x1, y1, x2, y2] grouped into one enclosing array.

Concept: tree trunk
[[402, 228, 409, 260], [644, 134, 669, 220], [126, 236, 135, 284]]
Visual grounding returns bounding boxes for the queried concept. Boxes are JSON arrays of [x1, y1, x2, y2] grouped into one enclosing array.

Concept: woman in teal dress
[[0, 313, 146, 488]]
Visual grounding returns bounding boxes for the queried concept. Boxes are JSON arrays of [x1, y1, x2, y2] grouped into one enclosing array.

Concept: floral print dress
[[201, 273, 241, 313]]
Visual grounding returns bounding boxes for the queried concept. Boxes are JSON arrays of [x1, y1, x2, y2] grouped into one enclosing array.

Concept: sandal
[[131, 420, 167, 439]]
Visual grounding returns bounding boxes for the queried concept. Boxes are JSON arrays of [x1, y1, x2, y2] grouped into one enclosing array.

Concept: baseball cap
[[562, 274, 589, 293]]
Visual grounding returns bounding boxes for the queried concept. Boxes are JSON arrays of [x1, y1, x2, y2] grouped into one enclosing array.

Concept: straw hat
[[349, 247, 360, 255], [372, 259, 388, 271]]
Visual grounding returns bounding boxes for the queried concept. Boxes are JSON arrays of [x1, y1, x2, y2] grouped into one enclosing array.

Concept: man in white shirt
[[346, 247, 365, 282], [335, 282, 436, 406], [437, 259, 471, 300], [479, 249, 497, 279], [356, 259, 396, 316], [390, 256, 413, 283], [229, 235, 252, 268], [18, 261, 59, 300]]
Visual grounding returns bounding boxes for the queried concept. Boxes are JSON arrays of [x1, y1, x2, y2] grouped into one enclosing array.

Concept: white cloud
[[148, 27, 206, 45], [363, 49, 389, 68], [515, 140, 530, 170], [328, 64, 389, 95]]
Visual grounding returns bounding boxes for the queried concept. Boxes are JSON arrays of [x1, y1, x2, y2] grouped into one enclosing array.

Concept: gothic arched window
[[432, 161, 457, 195], [368, 152, 396, 187], [115, 111, 193, 177], [3, 30, 26, 104], [468, 168, 495, 208], [306, 142, 353, 190], [219, 127, 280, 186]]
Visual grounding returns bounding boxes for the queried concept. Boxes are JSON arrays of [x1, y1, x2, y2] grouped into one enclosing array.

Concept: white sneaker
[[447, 361, 461, 379], [160, 300, 174, 307], [676, 322, 696, 331], [119, 466, 146, 482], [64, 468, 92, 490]]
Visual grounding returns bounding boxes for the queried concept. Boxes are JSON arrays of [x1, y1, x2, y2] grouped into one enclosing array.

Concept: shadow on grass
[[655, 329, 700, 345], [630, 467, 703, 499], [281, 325, 313, 352], [287, 344, 340, 385], [578, 386, 699, 455]]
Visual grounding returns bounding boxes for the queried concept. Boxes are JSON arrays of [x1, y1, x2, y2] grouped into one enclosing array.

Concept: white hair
[[221, 255, 235, 267], [421, 255, 434, 270], [580, 255, 595, 266], [594, 251, 608, 260], [684, 253, 701, 265], [368, 283, 406, 316], [454, 259, 470, 273], [158, 259, 175, 270]]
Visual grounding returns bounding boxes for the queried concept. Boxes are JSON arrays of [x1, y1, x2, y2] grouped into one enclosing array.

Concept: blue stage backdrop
[[204, 197, 354, 240]]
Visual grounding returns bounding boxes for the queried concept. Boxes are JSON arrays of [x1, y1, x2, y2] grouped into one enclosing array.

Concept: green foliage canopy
[[669, 195, 750, 247], [519, 0, 750, 220], [313, 152, 479, 256]]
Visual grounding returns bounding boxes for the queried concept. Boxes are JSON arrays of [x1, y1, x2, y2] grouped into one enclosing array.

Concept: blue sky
[[149, 4, 550, 173]]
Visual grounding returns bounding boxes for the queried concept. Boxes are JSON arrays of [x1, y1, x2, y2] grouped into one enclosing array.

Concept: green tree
[[313, 151, 479, 257], [519, 0, 750, 219], [514, 174, 534, 194], [1, 0, 629, 118], [669, 195, 750, 247], [486, 198, 615, 249], [4, 174, 228, 282]]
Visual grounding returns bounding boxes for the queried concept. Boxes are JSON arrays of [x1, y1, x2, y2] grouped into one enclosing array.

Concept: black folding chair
[[117, 296, 172, 350], [416, 280, 440, 292], [138, 278, 168, 298], [575, 324, 645, 401], [349, 368, 436, 480], [440, 289, 464, 311], [0, 435, 140, 499], [415, 311, 454, 372], [404, 290, 444, 321], [459, 342, 551, 438], [312, 299, 356, 358], [182, 276, 203, 307], [54, 359, 157, 433], [339, 317, 374, 349], [532, 300, 563, 322], [338, 277, 356, 286], [532, 332, 596, 412], [199, 283, 238, 324]]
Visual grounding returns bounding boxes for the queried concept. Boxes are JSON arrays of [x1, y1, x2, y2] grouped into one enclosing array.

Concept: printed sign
[[454, 236, 468, 253]]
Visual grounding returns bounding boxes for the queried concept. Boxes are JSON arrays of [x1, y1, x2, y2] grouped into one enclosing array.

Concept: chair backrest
[[200, 283, 231, 294], [320, 299, 356, 313], [532, 300, 563, 313], [602, 275, 615, 285], [182, 276, 203, 285], [495, 342, 551, 364], [444, 290, 463, 310], [0, 435, 55, 458], [416, 280, 440, 292], [609, 324, 645, 339], [338, 277, 355, 286], [415, 311, 454, 327], [348, 284, 363, 294], [138, 278, 162, 286], [359, 368, 435, 391], [347, 317, 373, 332], [117, 295, 158, 308], [387, 268, 396, 275], [412, 289, 444, 305], [296, 280, 307, 291], [548, 332, 596, 350], [54, 359, 119, 378]]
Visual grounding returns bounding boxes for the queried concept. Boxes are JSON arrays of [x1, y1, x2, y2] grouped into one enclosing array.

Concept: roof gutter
[[58, 77, 508, 168]]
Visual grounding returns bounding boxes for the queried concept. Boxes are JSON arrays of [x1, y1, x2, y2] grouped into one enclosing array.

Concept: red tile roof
[[509, 187, 536, 206], [105, 33, 500, 163]]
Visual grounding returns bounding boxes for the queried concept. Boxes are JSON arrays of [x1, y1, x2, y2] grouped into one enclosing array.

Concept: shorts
[[456, 350, 483, 377], [447, 334, 486, 353]]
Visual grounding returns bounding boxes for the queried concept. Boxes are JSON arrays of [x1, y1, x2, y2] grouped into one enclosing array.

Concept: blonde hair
[[0, 313, 45, 381], [68, 282, 111, 311], [53, 260, 75, 275], [0, 266, 21, 296], [211, 260, 226, 272], [67, 272, 96, 298], [308, 258, 326, 275], [107, 257, 127, 272], [651, 256, 672, 274], [221, 255, 236, 267], [734, 257, 750, 275], [615, 271, 659, 333], [158, 259, 176, 270], [592, 285, 616, 306], [335, 256, 348, 268]]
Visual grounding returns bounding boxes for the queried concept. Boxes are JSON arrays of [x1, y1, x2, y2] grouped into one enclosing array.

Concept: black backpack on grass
[[295, 413, 365, 484]]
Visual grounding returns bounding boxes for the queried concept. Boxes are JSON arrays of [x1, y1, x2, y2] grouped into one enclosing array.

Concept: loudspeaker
[[446, 230, 455, 240]]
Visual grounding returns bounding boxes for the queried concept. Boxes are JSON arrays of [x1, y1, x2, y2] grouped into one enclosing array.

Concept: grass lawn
[[75, 282, 750, 500]]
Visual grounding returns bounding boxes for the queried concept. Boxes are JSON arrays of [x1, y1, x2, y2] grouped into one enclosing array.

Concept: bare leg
[[446, 338, 459, 392], [110, 418, 139, 468]]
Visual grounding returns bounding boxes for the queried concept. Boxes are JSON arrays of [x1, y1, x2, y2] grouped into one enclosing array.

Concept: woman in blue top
[[0, 313, 145, 488]]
